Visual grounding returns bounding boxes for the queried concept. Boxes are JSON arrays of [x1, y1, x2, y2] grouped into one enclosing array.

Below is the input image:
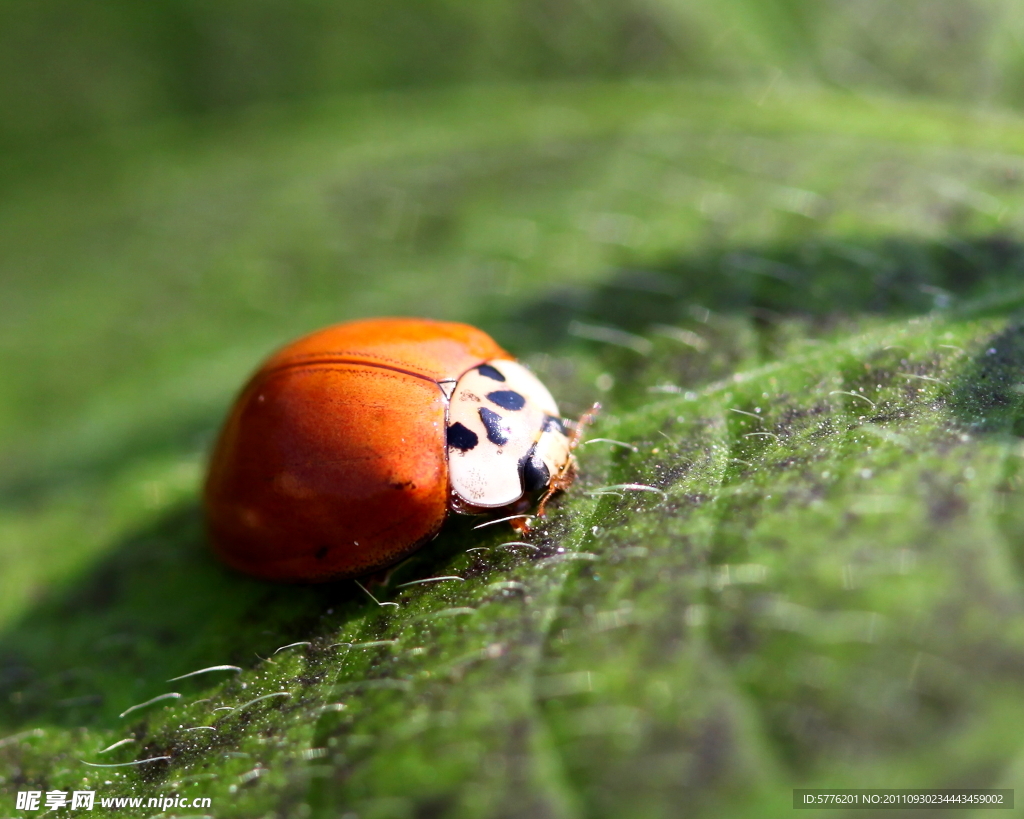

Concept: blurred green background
[[6, 0, 1024, 155], [5, 2, 1024, 818]]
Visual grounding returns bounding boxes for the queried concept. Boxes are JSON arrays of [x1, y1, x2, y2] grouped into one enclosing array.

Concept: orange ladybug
[[204, 317, 586, 582]]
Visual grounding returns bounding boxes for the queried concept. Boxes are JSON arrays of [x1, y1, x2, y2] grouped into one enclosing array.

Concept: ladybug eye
[[521, 449, 551, 492]]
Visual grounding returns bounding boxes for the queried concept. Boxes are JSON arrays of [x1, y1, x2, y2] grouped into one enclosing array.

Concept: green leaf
[[4, 83, 1024, 817]]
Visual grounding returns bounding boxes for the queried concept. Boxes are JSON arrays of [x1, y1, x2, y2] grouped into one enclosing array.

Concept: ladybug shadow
[[0, 498, 507, 734], [0, 501, 386, 732]]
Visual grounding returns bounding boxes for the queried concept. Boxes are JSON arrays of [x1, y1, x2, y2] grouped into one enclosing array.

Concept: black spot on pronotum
[[315, 546, 329, 560], [487, 390, 526, 411], [448, 422, 479, 451], [544, 415, 568, 435], [479, 407, 510, 446], [520, 447, 550, 492], [477, 364, 506, 382]]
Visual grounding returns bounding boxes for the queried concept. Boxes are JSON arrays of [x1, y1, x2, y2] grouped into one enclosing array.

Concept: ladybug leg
[[510, 516, 533, 535], [361, 565, 397, 589], [504, 497, 534, 534], [535, 458, 577, 518]]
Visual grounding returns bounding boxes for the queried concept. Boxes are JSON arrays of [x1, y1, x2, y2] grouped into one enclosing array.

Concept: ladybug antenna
[[567, 402, 601, 451]]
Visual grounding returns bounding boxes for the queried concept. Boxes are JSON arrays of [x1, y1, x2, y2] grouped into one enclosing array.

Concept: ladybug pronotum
[[204, 317, 586, 581]]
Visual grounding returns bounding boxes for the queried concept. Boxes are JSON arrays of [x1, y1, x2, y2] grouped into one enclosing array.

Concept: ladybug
[[204, 317, 590, 582]]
